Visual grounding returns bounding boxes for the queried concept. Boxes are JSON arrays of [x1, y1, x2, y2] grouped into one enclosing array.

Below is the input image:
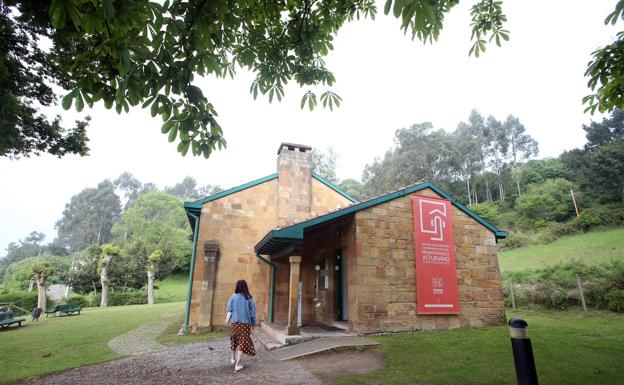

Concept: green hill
[[499, 228, 624, 272]]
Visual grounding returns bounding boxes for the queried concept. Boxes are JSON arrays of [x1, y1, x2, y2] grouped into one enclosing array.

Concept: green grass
[[0, 301, 222, 384], [333, 309, 624, 385], [155, 272, 189, 303], [499, 228, 624, 272]]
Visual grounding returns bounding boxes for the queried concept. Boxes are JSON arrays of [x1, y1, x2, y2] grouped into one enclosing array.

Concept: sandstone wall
[[190, 180, 278, 330], [351, 188, 505, 333]]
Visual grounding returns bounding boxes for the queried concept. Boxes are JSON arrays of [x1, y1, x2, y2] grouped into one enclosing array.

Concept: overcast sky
[[0, 1, 618, 256]]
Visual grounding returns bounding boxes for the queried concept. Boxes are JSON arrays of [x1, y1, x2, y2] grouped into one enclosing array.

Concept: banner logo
[[412, 195, 460, 315]]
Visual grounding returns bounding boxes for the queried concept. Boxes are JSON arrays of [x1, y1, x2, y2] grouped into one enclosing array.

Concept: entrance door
[[334, 250, 348, 321]]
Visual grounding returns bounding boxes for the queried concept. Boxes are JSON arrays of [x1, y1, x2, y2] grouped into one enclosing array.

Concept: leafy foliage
[[311, 147, 339, 184], [0, 2, 90, 158], [516, 178, 578, 226], [2, 0, 510, 158], [114, 191, 191, 278], [55, 180, 121, 252]]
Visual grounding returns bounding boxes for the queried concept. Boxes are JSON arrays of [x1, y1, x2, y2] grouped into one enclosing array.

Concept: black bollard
[[508, 317, 538, 385]]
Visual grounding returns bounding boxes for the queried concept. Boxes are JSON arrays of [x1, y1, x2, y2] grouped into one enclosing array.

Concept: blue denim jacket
[[226, 293, 256, 325]]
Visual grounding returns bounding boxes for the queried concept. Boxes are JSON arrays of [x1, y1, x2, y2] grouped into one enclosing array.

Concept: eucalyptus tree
[[486, 116, 509, 202], [146, 250, 163, 305], [502, 115, 538, 197], [55, 180, 122, 252], [32, 262, 55, 312]]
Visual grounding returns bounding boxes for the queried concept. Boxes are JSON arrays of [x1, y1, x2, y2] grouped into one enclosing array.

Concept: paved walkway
[[107, 321, 169, 355], [271, 336, 379, 361], [11, 337, 324, 385]]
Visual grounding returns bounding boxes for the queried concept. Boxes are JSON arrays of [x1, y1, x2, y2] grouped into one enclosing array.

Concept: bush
[[0, 289, 40, 315], [576, 204, 624, 229], [503, 260, 624, 313], [468, 202, 501, 226], [86, 289, 148, 307], [65, 294, 89, 308]]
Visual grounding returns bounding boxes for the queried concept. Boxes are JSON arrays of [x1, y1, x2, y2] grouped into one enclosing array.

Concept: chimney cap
[[277, 142, 312, 155]]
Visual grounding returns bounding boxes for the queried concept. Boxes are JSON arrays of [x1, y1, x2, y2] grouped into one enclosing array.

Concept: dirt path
[[10, 336, 323, 385]]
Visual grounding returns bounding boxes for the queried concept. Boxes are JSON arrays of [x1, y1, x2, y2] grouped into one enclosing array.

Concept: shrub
[[468, 202, 501, 226], [503, 260, 624, 313], [86, 289, 148, 307], [65, 294, 89, 308], [0, 289, 40, 315], [577, 204, 624, 229]]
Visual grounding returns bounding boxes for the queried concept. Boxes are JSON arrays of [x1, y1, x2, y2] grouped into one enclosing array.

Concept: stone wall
[[190, 180, 278, 330], [189, 171, 354, 330], [276, 146, 312, 227], [351, 188, 505, 333]]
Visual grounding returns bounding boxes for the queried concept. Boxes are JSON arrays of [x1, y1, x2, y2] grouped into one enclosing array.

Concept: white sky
[[0, 1, 618, 255]]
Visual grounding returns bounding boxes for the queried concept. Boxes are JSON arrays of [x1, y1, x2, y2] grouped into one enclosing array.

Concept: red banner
[[412, 195, 460, 314]]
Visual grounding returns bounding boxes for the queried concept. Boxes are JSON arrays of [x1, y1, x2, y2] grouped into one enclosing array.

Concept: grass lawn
[[499, 228, 624, 272], [155, 272, 189, 303], [0, 302, 222, 384], [332, 309, 624, 385]]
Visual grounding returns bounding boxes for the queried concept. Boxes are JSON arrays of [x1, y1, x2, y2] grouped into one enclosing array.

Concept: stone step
[[254, 327, 286, 351], [270, 336, 380, 361]]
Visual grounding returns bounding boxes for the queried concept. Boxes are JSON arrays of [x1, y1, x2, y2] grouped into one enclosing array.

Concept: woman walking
[[226, 279, 257, 373]]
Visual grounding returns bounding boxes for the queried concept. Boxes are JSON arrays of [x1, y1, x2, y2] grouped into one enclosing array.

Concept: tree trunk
[[35, 275, 47, 313], [465, 175, 472, 205], [147, 267, 155, 305], [515, 165, 522, 197], [100, 255, 112, 307]]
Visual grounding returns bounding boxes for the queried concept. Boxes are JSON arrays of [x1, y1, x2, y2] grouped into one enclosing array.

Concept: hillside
[[499, 228, 624, 272]]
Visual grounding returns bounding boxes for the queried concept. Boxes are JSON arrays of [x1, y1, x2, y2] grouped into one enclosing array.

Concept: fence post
[[576, 274, 587, 313], [509, 317, 539, 385], [509, 281, 516, 311]]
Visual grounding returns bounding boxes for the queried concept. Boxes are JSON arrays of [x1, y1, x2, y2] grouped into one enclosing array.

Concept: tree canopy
[[2, 0, 513, 158]]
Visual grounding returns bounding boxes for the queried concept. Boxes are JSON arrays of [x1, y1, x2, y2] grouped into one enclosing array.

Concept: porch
[[255, 215, 356, 337]]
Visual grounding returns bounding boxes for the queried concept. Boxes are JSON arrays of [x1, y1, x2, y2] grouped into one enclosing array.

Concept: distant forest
[[1, 109, 623, 301]]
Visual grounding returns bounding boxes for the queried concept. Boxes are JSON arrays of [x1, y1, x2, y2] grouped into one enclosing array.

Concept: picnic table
[[45, 303, 82, 317], [0, 308, 26, 329]]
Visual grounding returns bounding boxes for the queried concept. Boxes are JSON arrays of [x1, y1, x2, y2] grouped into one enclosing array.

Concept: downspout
[[255, 252, 276, 323], [182, 211, 200, 332]]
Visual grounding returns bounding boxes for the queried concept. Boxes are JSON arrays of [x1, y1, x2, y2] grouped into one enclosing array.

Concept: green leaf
[[384, 0, 392, 15], [168, 126, 178, 142], [177, 140, 190, 156], [161, 120, 174, 134], [49, 0, 67, 29], [75, 92, 84, 112], [61, 91, 73, 110]]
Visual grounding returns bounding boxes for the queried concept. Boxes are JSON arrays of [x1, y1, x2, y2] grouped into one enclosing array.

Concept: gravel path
[[11, 336, 323, 385], [108, 321, 169, 355]]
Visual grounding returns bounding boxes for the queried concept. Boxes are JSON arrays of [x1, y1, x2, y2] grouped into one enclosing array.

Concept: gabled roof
[[183, 172, 359, 229], [255, 180, 508, 255]]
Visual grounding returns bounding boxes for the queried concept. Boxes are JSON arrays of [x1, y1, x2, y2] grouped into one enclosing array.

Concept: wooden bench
[[45, 304, 82, 317], [0, 309, 26, 329]]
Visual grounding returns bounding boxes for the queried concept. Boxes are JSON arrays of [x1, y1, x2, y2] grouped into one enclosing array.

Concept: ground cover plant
[[0, 302, 221, 384], [331, 309, 624, 385], [498, 228, 624, 272]]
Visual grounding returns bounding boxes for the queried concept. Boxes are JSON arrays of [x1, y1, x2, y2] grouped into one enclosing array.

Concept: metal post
[[509, 318, 539, 385]]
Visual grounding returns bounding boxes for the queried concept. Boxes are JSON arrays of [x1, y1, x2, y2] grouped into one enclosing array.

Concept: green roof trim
[[184, 173, 279, 210], [311, 172, 359, 203], [255, 181, 508, 254]]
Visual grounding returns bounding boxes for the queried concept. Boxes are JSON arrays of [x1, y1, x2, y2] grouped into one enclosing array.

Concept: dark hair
[[235, 279, 252, 300]]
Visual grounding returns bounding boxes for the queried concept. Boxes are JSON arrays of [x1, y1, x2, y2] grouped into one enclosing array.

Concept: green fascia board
[[255, 181, 507, 253], [311, 172, 359, 203], [184, 173, 279, 210]]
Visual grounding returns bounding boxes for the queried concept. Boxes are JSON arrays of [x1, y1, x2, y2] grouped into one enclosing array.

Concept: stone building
[[183, 143, 508, 335]]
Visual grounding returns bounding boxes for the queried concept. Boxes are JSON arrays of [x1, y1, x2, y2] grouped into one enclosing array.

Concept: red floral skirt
[[230, 322, 256, 356]]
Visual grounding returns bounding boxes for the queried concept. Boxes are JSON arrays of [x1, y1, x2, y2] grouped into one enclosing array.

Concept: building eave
[[254, 181, 508, 255]]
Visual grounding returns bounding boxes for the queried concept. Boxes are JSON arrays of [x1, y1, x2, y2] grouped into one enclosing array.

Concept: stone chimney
[[276, 142, 313, 226]]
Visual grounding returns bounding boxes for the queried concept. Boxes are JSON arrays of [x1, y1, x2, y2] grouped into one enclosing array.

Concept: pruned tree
[[99, 244, 121, 308], [32, 262, 55, 313], [146, 250, 163, 305]]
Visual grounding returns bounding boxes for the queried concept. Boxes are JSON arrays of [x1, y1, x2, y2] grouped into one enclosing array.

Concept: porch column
[[285, 255, 302, 335]]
